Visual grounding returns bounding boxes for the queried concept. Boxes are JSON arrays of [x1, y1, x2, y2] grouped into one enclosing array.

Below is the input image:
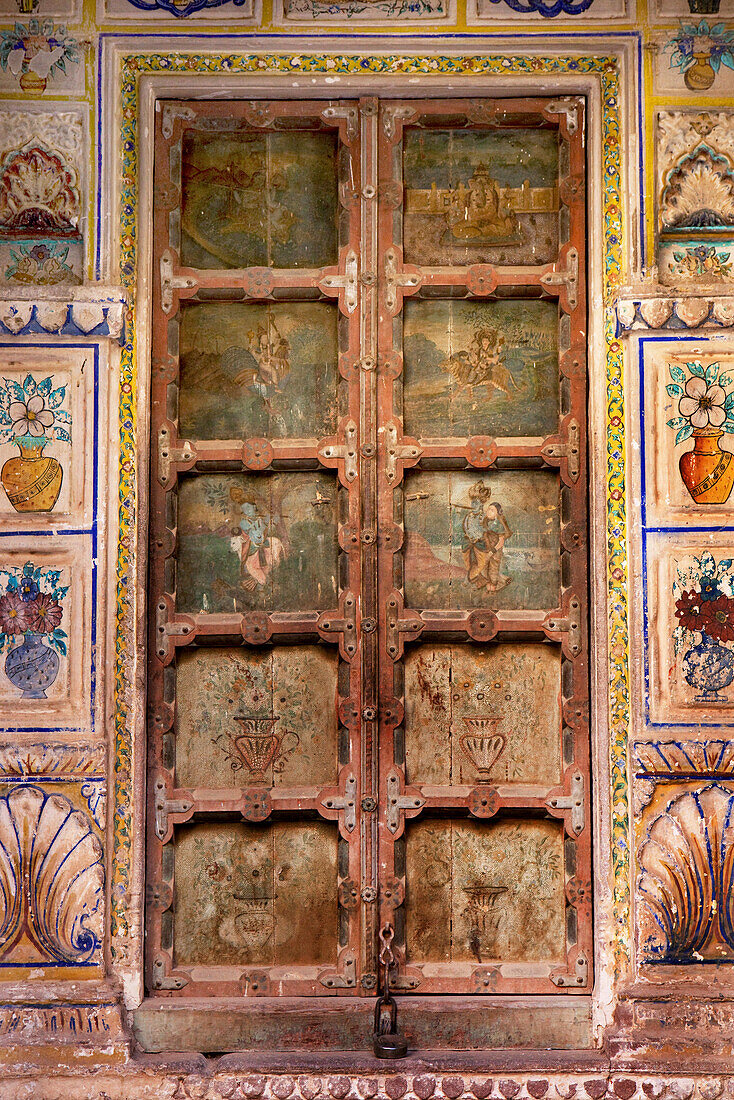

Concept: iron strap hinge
[[547, 771, 585, 835], [540, 246, 579, 311], [158, 424, 196, 486], [154, 778, 193, 841], [541, 418, 580, 481], [320, 951, 357, 989], [319, 419, 359, 483], [160, 250, 196, 314], [384, 248, 421, 312], [321, 773, 357, 832], [551, 950, 588, 988], [321, 248, 359, 314], [386, 771, 425, 834], [384, 423, 422, 484]]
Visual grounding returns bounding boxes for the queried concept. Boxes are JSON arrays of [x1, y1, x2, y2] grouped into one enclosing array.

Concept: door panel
[[178, 301, 340, 441], [375, 97, 589, 996], [147, 95, 590, 1005]]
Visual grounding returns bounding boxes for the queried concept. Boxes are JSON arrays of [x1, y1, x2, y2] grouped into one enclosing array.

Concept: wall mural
[[0, 373, 70, 512], [0, 20, 80, 94], [0, 560, 68, 699], [673, 552, 734, 707], [666, 19, 734, 91], [666, 359, 734, 504]]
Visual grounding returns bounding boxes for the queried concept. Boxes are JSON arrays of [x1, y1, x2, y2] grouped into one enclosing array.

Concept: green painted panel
[[403, 644, 562, 786], [176, 472, 339, 613], [403, 470, 560, 610], [179, 302, 339, 441], [181, 129, 338, 269], [403, 128, 559, 267], [173, 821, 338, 968], [403, 299, 558, 439], [175, 646, 339, 789], [405, 818, 565, 965]]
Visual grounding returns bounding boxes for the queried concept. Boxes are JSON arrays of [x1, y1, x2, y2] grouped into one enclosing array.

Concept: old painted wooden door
[[147, 96, 590, 1003]]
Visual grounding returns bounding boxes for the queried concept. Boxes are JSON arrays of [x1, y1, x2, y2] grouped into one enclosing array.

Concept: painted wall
[[3, 0, 734, 1093]]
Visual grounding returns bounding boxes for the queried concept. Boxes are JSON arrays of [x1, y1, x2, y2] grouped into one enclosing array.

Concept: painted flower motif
[[678, 376, 727, 428], [702, 595, 734, 643], [0, 593, 28, 636], [27, 592, 62, 632], [8, 394, 54, 437], [18, 574, 39, 602], [675, 589, 705, 632], [700, 574, 722, 601]]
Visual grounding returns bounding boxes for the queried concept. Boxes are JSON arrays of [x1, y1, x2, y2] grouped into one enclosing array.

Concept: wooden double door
[[147, 95, 591, 1001]]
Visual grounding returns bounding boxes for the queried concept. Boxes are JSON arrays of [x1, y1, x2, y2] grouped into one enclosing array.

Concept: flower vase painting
[[674, 553, 734, 707], [0, 373, 70, 513], [0, 561, 68, 699], [667, 359, 734, 505]]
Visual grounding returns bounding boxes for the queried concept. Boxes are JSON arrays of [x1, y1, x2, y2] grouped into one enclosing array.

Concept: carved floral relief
[[637, 783, 734, 965], [0, 109, 85, 284], [657, 110, 734, 285], [0, 784, 103, 970]]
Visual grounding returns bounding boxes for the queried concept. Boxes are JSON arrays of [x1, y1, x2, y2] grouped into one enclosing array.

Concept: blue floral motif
[[486, 0, 594, 14], [121, 0, 249, 16]]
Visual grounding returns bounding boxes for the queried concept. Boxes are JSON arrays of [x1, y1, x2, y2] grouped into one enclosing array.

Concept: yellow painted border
[[114, 50, 630, 975]]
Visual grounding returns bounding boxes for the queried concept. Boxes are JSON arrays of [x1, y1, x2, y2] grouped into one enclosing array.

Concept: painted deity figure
[[440, 327, 520, 397], [228, 487, 289, 591], [233, 318, 290, 412], [447, 165, 519, 242], [459, 481, 513, 593]]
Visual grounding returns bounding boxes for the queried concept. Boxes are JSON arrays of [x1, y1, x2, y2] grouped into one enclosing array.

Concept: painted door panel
[[147, 96, 589, 1005]]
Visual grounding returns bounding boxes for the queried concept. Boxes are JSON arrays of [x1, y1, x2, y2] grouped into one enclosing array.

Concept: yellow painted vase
[[679, 428, 734, 505], [684, 51, 716, 91], [19, 71, 47, 94], [1, 435, 63, 513]]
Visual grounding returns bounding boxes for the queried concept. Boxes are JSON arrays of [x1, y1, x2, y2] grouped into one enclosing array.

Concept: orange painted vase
[[679, 428, 734, 505], [684, 51, 716, 91], [1, 435, 63, 513]]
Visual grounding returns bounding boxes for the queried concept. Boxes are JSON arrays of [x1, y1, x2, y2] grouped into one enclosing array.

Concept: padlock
[[372, 993, 408, 1059]]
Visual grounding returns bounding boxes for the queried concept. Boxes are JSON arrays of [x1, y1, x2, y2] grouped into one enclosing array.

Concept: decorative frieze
[[616, 293, 734, 332], [0, 297, 125, 342]]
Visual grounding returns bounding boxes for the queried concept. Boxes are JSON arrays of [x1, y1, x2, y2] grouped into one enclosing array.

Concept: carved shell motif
[[637, 783, 734, 963], [0, 786, 103, 965]]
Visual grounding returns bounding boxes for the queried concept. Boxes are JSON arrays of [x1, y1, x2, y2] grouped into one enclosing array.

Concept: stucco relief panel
[[657, 110, 734, 287], [0, 782, 104, 974], [0, 107, 86, 286], [636, 779, 734, 971]]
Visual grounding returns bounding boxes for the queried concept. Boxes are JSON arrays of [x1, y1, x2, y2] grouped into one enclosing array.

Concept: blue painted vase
[[4, 632, 59, 699], [682, 631, 734, 704]]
